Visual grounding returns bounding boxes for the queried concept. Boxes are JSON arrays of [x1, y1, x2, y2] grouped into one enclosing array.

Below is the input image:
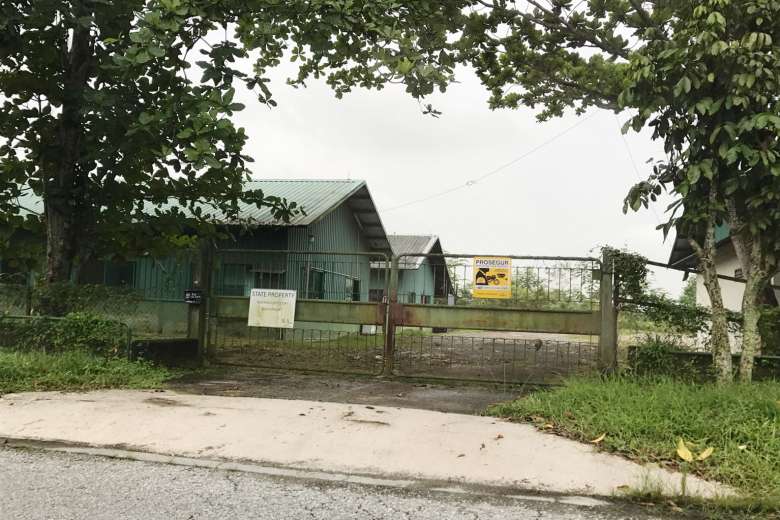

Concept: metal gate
[[204, 249, 616, 384], [206, 250, 389, 375]]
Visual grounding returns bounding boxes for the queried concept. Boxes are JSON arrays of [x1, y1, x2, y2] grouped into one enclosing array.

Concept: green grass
[[488, 376, 780, 514], [0, 350, 173, 394]]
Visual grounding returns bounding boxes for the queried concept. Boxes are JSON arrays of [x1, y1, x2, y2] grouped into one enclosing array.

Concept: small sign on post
[[184, 289, 203, 305], [248, 289, 297, 329], [472, 257, 512, 299]]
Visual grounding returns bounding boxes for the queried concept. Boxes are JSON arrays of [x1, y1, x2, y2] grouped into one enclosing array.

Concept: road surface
[[0, 448, 672, 520]]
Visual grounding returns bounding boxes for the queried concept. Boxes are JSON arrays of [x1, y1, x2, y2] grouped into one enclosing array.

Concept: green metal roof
[[239, 179, 367, 226], [12, 178, 391, 248]]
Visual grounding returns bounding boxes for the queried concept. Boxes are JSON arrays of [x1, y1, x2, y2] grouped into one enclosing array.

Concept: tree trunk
[[689, 183, 732, 383], [738, 269, 765, 382], [730, 234, 772, 382], [44, 200, 76, 283], [725, 195, 777, 382], [43, 6, 93, 283], [697, 249, 733, 383]]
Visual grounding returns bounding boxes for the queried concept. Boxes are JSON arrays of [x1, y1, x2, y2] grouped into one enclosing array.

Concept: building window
[[307, 269, 325, 299], [407, 292, 416, 304], [420, 295, 431, 305], [253, 270, 285, 290], [221, 263, 249, 296], [734, 268, 744, 279], [368, 289, 385, 302], [351, 279, 361, 302]]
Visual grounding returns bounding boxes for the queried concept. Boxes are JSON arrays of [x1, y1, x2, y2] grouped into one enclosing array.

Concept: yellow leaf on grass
[[590, 433, 607, 444], [677, 438, 693, 462], [697, 447, 714, 461]]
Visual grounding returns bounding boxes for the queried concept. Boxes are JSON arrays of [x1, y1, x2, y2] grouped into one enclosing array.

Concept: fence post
[[187, 242, 214, 363], [382, 256, 399, 376], [198, 242, 214, 361], [598, 251, 618, 372]]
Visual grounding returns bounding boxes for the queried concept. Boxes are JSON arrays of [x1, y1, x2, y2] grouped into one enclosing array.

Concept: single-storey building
[[2, 179, 394, 335], [370, 234, 454, 304], [81, 179, 393, 303]]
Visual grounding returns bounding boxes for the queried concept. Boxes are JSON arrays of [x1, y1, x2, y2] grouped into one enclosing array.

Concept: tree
[[679, 276, 698, 308], [0, 0, 467, 283], [457, 0, 780, 382]]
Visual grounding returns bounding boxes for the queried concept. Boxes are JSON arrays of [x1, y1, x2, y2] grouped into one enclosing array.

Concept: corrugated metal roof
[[373, 235, 439, 269], [388, 235, 438, 256], [13, 179, 365, 226], [237, 179, 366, 226]]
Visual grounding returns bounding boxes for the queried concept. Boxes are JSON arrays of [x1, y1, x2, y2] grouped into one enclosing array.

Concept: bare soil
[[166, 366, 525, 415]]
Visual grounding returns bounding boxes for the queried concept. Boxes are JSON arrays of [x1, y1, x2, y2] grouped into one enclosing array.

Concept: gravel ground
[[0, 447, 671, 520]]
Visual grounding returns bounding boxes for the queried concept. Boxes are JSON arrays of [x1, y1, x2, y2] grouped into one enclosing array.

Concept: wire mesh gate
[[387, 254, 606, 384], [207, 250, 389, 375], [205, 249, 616, 384]]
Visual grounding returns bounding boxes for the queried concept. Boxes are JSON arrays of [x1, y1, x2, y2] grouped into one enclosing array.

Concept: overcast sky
[[232, 63, 686, 296]]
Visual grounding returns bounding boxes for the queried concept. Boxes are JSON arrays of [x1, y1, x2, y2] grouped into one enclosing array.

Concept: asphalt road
[[0, 447, 669, 520]]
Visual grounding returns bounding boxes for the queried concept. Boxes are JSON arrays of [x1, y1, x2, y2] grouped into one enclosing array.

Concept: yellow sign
[[472, 257, 512, 299]]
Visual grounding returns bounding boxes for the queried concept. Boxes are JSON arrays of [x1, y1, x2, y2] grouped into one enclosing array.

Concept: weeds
[[0, 350, 172, 394], [488, 376, 780, 510]]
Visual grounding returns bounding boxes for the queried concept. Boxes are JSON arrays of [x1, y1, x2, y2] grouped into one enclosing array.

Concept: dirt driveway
[[166, 366, 525, 415]]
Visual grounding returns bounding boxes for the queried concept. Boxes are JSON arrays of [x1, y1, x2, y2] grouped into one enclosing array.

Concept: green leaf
[[687, 166, 701, 184]]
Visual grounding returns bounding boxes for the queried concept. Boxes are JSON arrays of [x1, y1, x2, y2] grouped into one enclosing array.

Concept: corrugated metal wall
[[287, 204, 374, 302]]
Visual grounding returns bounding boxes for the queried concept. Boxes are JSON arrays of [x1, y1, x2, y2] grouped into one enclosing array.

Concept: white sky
[[232, 64, 686, 296]]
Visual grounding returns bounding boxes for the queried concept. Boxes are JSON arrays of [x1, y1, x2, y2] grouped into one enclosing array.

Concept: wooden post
[[382, 256, 399, 376], [598, 251, 618, 372]]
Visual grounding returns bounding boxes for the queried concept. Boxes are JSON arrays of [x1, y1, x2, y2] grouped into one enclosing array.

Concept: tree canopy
[[456, 0, 780, 381], [0, 0, 468, 281]]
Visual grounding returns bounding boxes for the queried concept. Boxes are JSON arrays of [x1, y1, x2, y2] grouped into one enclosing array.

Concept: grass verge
[[487, 376, 780, 517], [0, 350, 173, 394]]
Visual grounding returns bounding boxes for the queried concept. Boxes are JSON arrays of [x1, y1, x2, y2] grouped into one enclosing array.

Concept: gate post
[[188, 241, 214, 363], [598, 251, 618, 372], [382, 256, 399, 376]]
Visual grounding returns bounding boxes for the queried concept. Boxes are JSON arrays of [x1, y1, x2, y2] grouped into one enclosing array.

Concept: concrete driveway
[[0, 390, 729, 499]]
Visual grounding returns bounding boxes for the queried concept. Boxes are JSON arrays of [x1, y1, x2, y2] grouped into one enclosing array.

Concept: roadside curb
[[1, 436, 611, 509]]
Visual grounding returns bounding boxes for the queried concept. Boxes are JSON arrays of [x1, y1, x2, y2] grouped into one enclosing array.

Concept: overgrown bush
[[33, 282, 141, 317], [0, 313, 129, 357], [629, 335, 703, 380], [759, 307, 780, 356]]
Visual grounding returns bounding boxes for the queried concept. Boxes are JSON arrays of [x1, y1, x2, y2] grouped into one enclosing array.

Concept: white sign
[[248, 289, 297, 329]]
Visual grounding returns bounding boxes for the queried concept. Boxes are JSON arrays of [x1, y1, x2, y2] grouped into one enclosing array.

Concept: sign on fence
[[248, 289, 297, 329], [184, 289, 202, 305], [472, 257, 512, 299]]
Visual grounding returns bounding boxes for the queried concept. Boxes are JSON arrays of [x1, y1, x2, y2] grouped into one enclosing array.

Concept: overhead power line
[[381, 112, 598, 213]]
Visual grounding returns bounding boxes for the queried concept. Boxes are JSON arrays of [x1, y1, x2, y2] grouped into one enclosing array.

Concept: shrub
[[759, 307, 780, 356], [32, 282, 141, 317], [629, 335, 704, 381], [0, 313, 129, 357]]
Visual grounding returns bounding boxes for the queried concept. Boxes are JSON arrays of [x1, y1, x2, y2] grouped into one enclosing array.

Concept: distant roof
[[668, 224, 730, 268], [13, 178, 391, 251], [370, 234, 442, 269]]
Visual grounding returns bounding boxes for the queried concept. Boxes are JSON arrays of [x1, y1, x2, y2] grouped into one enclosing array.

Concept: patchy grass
[[0, 350, 173, 394], [487, 376, 780, 514]]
